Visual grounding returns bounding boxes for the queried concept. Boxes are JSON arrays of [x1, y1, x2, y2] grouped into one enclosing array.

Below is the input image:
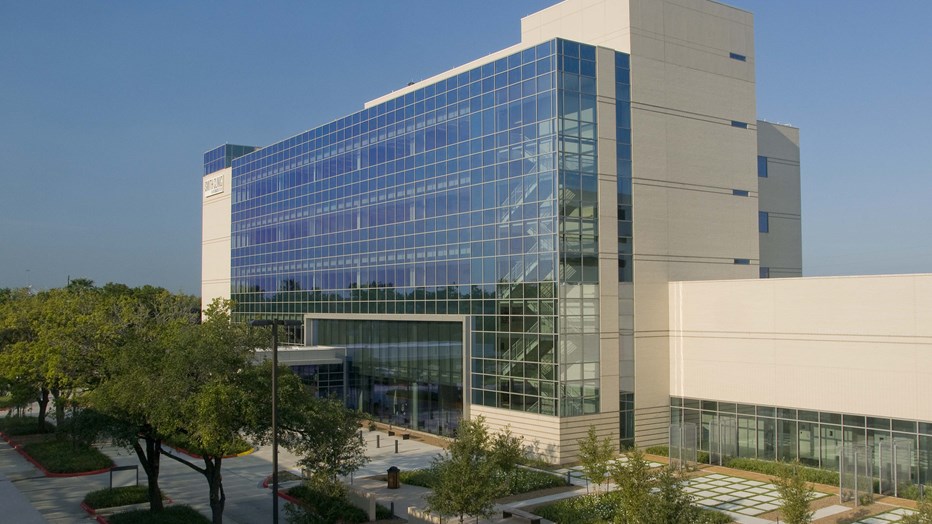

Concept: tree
[[610, 448, 654, 523], [490, 424, 524, 493], [152, 299, 266, 524], [89, 289, 200, 513], [426, 416, 503, 523], [281, 395, 367, 489], [0, 289, 53, 431], [652, 466, 698, 524], [774, 461, 814, 524], [577, 425, 615, 492]]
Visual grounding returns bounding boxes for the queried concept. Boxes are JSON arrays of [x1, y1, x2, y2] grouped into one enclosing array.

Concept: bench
[[502, 507, 542, 524]]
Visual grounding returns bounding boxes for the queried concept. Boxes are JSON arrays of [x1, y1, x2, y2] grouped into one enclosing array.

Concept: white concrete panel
[[670, 274, 932, 422]]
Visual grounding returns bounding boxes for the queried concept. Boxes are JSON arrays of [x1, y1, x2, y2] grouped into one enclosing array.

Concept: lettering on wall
[[204, 173, 224, 197]]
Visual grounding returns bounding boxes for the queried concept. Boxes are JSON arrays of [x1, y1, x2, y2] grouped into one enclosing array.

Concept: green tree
[[152, 299, 266, 524], [89, 289, 199, 513], [774, 461, 814, 524], [426, 416, 503, 523], [0, 289, 54, 431], [281, 395, 367, 489], [610, 448, 654, 523], [151, 299, 366, 524], [491, 425, 524, 492], [901, 491, 932, 524], [578, 425, 615, 492], [652, 465, 699, 524]]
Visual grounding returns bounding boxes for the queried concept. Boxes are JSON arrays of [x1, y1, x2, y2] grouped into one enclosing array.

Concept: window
[[731, 120, 748, 129], [759, 211, 769, 233], [758, 155, 768, 177], [760, 267, 770, 278], [732, 189, 749, 197], [729, 52, 747, 62], [734, 258, 750, 265]]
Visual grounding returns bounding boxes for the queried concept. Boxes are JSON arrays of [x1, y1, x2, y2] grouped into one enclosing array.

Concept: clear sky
[[2, 1, 930, 293]]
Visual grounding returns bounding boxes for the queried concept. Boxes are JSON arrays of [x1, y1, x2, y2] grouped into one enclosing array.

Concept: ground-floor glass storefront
[[672, 396, 932, 486], [314, 319, 463, 436]]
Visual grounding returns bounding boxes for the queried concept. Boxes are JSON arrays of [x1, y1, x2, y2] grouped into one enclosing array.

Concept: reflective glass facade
[[207, 38, 632, 426]]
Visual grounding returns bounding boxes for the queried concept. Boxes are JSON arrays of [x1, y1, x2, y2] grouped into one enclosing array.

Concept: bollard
[[390, 501, 395, 517], [377, 434, 380, 448], [395, 439, 399, 453], [566, 471, 571, 484]]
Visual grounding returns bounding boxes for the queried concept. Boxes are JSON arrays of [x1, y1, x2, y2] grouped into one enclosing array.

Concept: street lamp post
[[250, 318, 301, 524]]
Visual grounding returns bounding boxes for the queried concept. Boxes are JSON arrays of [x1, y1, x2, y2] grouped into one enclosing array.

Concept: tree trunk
[[36, 388, 49, 433], [205, 456, 225, 524], [132, 436, 164, 512], [51, 388, 66, 428]]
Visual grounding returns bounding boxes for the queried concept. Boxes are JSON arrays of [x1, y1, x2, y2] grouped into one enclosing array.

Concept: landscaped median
[[278, 483, 397, 523], [81, 486, 172, 518], [1, 416, 113, 477]]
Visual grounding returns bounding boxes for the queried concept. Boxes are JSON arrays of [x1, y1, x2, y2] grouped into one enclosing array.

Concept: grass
[[83, 486, 162, 509], [0, 415, 54, 436], [107, 505, 210, 524], [399, 467, 566, 496], [22, 439, 112, 473]]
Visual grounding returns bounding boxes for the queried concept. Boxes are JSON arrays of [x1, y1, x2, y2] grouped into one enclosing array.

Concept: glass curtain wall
[[672, 396, 932, 485], [315, 319, 462, 435]]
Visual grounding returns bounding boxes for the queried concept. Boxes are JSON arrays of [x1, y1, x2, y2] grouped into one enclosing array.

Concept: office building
[[202, 0, 931, 480]]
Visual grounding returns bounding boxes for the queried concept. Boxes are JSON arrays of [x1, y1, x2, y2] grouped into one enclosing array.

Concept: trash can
[[387, 466, 400, 489]]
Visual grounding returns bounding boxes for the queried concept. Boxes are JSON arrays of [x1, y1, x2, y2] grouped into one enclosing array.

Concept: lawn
[[22, 439, 112, 473], [0, 415, 54, 436], [84, 486, 162, 510], [107, 505, 210, 524]]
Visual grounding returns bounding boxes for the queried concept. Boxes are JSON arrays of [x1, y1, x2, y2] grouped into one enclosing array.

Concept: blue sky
[[2, 1, 930, 293]]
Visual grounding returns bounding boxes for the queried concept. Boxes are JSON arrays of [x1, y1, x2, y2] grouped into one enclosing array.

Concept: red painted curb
[[277, 491, 301, 505], [80, 501, 96, 517], [96, 515, 109, 524]]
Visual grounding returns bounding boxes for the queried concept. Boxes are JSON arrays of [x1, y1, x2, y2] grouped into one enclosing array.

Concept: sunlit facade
[[200, 0, 852, 464]]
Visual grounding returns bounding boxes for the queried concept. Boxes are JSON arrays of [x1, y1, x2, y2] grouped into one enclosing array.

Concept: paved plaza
[[685, 472, 828, 517]]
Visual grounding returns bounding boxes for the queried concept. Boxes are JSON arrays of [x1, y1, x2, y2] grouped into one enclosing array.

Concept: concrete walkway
[[0, 427, 441, 523]]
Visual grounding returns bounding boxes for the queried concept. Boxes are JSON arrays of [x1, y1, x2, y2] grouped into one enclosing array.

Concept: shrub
[[284, 483, 370, 524], [724, 458, 839, 486], [646, 445, 669, 456], [0, 415, 54, 436], [534, 492, 621, 524], [898, 483, 932, 501], [398, 468, 437, 488], [108, 505, 210, 524], [400, 466, 565, 495], [501, 468, 567, 494], [22, 439, 112, 473], [84, 486, 157, 509]]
